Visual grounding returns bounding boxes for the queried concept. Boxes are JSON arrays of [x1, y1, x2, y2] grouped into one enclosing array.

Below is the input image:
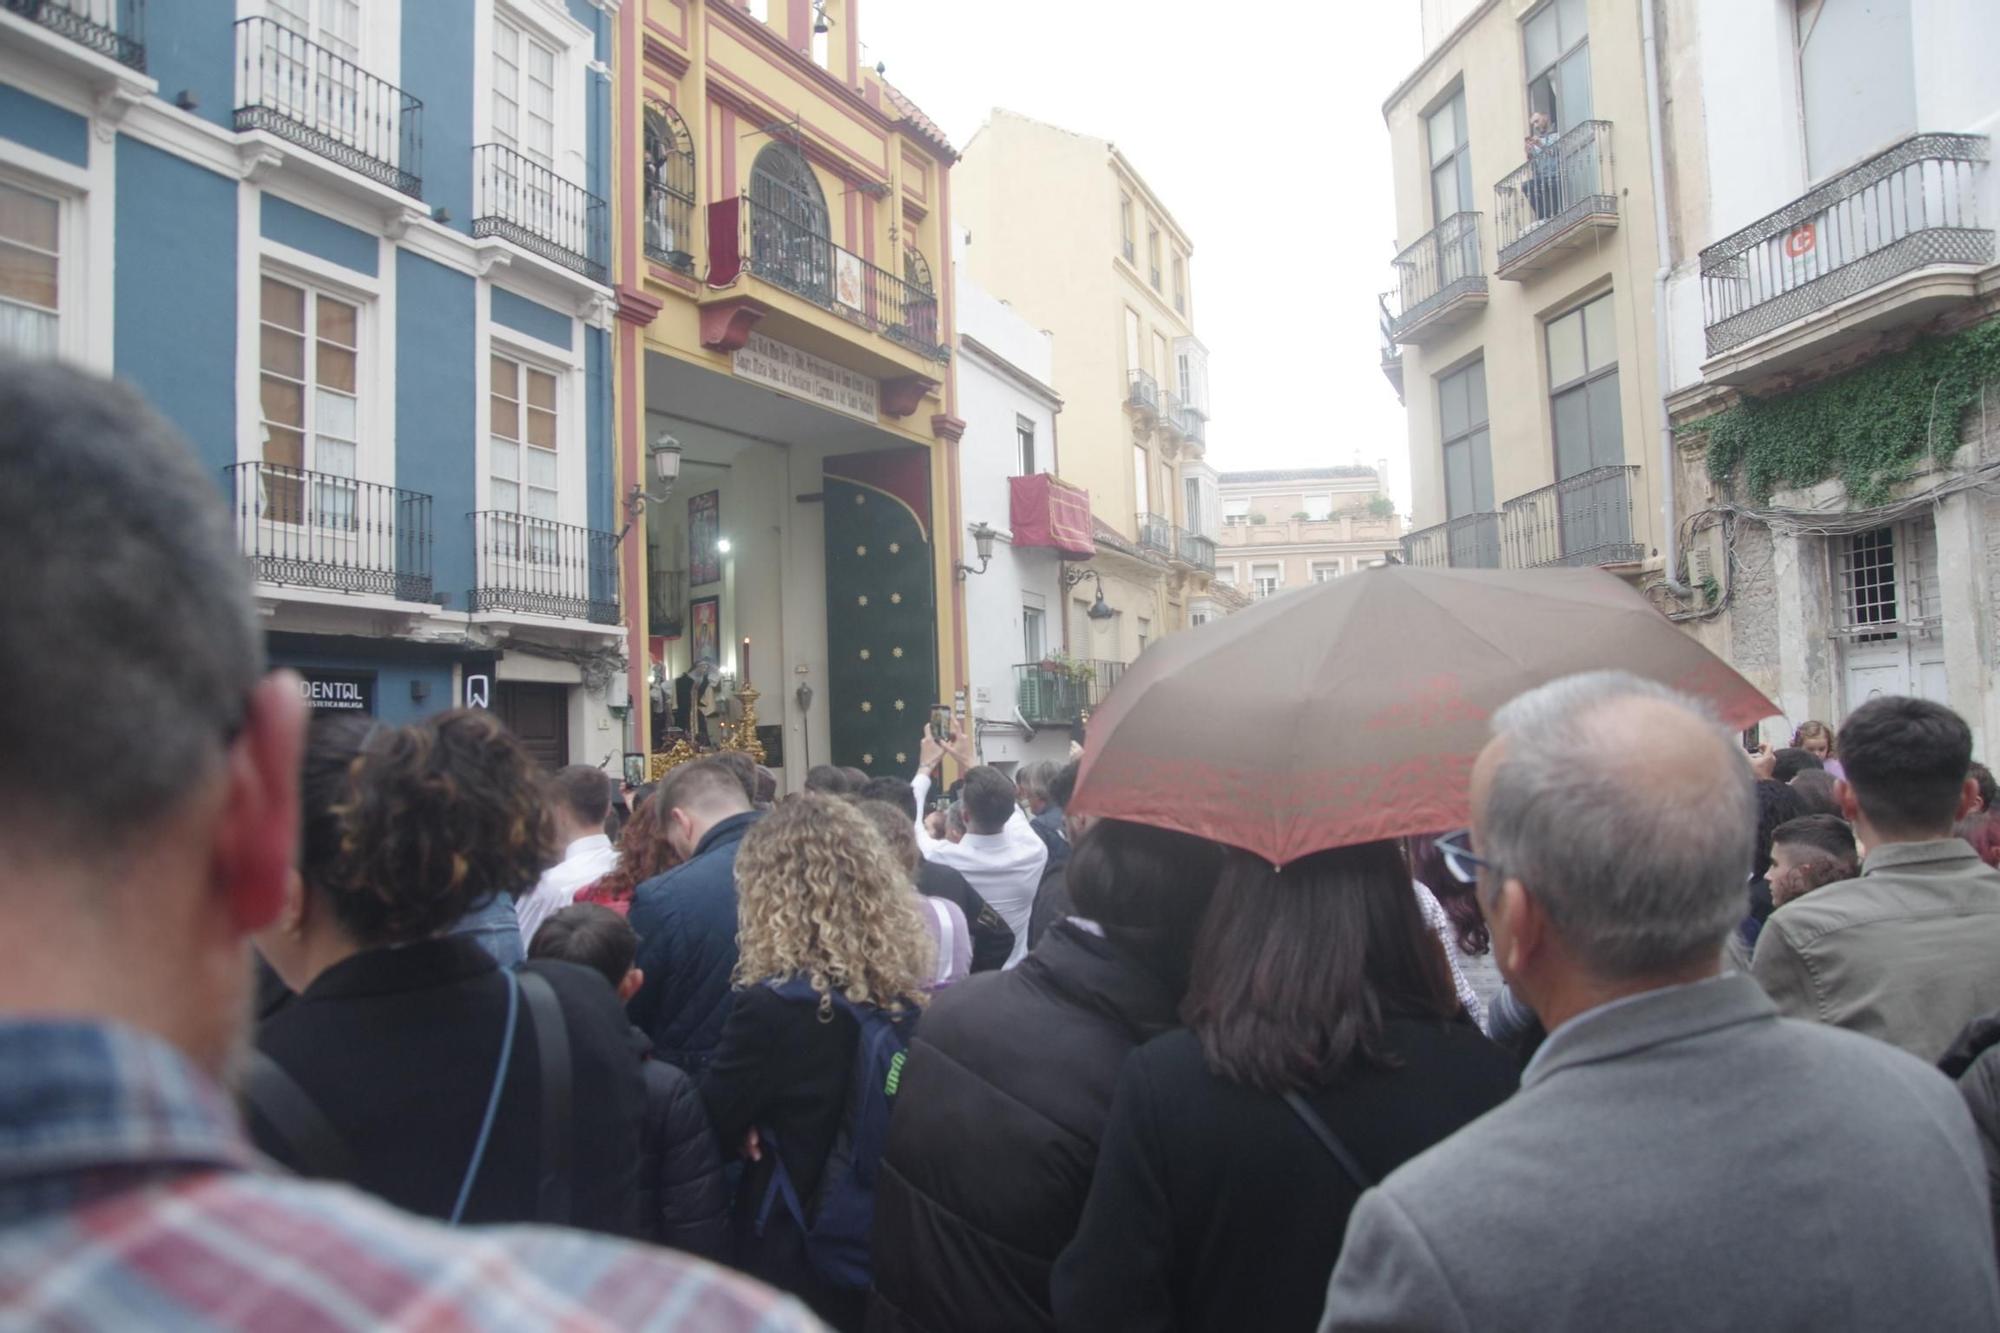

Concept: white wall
[[957, 275, 1067, 761]]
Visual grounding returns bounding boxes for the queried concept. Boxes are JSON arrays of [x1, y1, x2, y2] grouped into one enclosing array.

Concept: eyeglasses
[[1433, 829, 1496, 886]]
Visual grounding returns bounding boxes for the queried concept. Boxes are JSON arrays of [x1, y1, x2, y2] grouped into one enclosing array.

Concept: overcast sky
[[861, 0, 1423, 508]]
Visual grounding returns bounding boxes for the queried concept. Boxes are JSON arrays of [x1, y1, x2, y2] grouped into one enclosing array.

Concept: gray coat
[[1319, 974, 2000, 1332]]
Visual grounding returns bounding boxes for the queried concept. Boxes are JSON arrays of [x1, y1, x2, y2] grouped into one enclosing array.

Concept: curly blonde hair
[[733, 792, 932, 1013]]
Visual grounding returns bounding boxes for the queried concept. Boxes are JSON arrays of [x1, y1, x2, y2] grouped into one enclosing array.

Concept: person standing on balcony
[[1525, 112, 1560, 222]]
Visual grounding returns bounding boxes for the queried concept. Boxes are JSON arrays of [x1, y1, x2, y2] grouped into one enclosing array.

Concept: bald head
[[1475, 672, 1753, 980]]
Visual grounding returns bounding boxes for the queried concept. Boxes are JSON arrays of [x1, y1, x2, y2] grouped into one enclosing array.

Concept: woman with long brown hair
[[575, 782, 678, 916], [1051, 840, 1518, 1332], [699, 793, 932, 1331]]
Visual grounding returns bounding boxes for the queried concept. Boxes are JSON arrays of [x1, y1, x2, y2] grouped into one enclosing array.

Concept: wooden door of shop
[[493, 682, 569, 768]]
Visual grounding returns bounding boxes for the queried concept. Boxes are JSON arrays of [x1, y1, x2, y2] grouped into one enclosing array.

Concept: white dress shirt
[[912, 772, 1048, 968], [515, 833, 620, 949]]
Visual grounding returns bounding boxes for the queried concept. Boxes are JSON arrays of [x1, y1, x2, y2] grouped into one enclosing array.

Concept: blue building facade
[[1, 0, 625, 754]]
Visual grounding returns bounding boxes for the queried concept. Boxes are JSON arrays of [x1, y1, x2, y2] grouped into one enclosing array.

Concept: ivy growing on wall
[[1702, 318, 2000, 507]]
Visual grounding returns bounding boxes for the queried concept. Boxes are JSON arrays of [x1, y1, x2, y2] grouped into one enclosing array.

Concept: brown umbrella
[[1069, 565, 1774, 865]]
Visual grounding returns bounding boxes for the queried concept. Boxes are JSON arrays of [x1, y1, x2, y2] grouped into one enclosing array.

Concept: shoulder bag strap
[[450, 968, 522, 1226], [517, 969, 574, 1226], [239, 1050, 359, 1182], [1282, 1091, 1375, 1192]]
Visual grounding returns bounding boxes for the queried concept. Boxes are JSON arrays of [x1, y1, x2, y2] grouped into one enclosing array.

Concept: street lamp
[[954, 521, 997, 580], [1065, 566, 1117, 620], [617, 431, 684, 541]]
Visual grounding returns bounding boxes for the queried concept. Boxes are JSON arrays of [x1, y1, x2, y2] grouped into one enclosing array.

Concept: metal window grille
[[1836, 520, 1940, 642]]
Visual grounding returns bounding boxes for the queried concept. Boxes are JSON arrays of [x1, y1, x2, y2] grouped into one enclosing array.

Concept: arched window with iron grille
[[643, 99, 695, 271], [748, 141, 831, 304], [900, 243, 940, 353]]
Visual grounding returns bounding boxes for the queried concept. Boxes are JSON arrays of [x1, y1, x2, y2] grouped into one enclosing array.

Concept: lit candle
[[740, 637, 751, 685]]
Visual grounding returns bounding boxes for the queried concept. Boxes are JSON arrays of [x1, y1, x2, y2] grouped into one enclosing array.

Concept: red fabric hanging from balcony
[[1010, 474, 1095, 558]]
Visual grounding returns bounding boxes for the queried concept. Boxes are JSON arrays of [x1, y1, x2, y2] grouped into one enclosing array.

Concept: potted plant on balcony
[[1367, 496, 1397, 519]]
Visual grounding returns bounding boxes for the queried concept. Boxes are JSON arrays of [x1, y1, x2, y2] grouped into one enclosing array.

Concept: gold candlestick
[[723, 683, 766, 764]]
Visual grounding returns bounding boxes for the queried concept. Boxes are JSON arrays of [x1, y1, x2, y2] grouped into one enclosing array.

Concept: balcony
[[1699, 133, 1991, 380], [1378, 292, 1404, 402], [1016, 659, 1127, 725], [709, 196, 946, 363], [1126, 368, 1159, 417], [228, 463, 433, 603], [234, 17, 422, 197], [1385, 212, 1486, 345], [1009, 472, 1096, 557], [469, 512, 619, 625], [1184, 412, 1206, 447], [1159, 391, 1188, 441], [1175, 527, 1217, 571], [472, 144, 607, 283], [1402, 511, 1502, 570], [1495, 120, 1617, 280], [1136, 511, 1174, 556], [4, 0, 144, 70], [645, 174, 696, 274], [1502, 465, 1643, 569]]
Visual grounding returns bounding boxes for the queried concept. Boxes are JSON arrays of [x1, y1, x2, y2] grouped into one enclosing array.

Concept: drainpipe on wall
[[1642, 0, 1693, 596]]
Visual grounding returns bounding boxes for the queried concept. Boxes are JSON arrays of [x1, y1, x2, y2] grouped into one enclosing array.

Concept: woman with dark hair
[[869, 819, 1224, 1333], [246, 711, 650, 1235], [1050, 841, 1517, 1333]]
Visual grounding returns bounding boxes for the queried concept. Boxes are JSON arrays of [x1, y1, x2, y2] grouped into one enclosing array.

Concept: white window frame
[[1214, 563, 1237, 587], [1252, 563, 1282, 599], [1223, 497, 1250, 526], [1303, 492, 1334, 521], [474, 0, 593, 192], [0, 171, 70, 362], [1022, 605, 1046, 664], [484, 332, 585, 532], [1016, 413, 1037, 476], [245, 253, 388, 480], [1311, 560, 1343, 583], [248, 0, 401, 89], [1133, 444, 1150, 516]]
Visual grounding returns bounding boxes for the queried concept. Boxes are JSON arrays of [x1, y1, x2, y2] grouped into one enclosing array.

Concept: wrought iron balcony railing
[[1159, 391, 1188, 437], [717, 195, 945, 361], [1015, 659, 1126, 725], [469, 511, 619, 625], [1699, 132, 1990, 356], [1403, 511, 1502, 570], [472, 143, 607, 282], [646, 175, 696, 273], [234, 17, 422, 196], [1175, 527, 1217, 571], [1502, 465, 1642, 569], [1126, 367, 1159, 414], [228, 463, 433, 602], [5, 0, 143, 69], [1387, 211, 1486, 340], [1184, 412, 1206, 446], [1495, 119, 1616, 265], [1137, 511, 1175, 555]]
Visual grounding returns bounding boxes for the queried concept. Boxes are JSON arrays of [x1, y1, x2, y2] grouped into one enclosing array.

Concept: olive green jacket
[[1752, 838, 2000, 1062]]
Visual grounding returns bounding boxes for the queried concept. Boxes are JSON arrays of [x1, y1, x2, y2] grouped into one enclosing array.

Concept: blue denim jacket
[[448, 892, 524, 968]]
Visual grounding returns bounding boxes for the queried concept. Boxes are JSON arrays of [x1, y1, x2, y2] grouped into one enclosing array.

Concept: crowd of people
[[6, 354, 2000, 1331]]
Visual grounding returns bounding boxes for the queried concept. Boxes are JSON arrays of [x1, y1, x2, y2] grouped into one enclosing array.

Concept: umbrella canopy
[[1069, 565, 1775, 865]]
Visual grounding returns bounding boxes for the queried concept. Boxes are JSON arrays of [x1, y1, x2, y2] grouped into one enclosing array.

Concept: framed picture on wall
[[689, 490, 721, 586], [690, 595, 721, 670]]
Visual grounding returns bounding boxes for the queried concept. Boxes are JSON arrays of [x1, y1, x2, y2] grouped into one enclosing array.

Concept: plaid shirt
[[0, 1018, 826, 1331]]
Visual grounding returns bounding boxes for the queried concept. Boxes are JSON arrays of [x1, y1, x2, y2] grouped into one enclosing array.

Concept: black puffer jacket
[[866, 921, 1183, 1333], [629, 1027, 729, 1257], [1940, 1009, 2000, 1266]]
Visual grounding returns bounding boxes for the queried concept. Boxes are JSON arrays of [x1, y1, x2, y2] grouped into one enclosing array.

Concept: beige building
[[1214, 468, 1404, 602], [1384, 0, 1670, 580], [954, 109, 1218, 665]]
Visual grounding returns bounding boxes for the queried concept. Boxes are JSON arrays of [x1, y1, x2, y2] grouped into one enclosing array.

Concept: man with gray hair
[[1319, 671, 1999, 1331], [0, 360, 817, 1329]]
